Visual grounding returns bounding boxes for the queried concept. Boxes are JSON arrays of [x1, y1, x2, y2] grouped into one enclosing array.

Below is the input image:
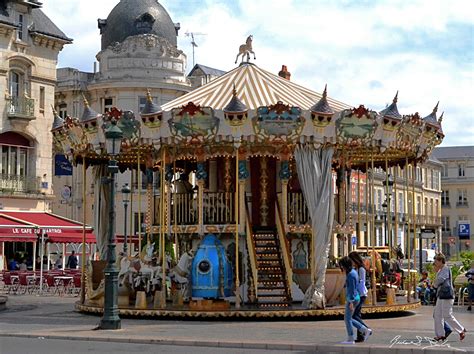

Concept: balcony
[[6, 96, 35, 120], [0, 174, 41, 194]]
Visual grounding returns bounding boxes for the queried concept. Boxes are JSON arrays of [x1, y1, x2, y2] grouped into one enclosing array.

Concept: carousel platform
[[75, 298, 420, 319]]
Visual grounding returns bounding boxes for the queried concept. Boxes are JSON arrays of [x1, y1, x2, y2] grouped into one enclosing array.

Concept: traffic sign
[[448, 236, 456, 244], [458, 222, 470, 239], [351, 236, 357, 245]]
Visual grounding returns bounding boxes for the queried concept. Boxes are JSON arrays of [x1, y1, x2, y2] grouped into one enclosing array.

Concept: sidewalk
[[0, 295, 472, 353]]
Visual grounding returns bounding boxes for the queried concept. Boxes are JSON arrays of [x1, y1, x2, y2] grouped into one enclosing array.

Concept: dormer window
[[17, 13, 26, 41], [135, 13, 155, 33]]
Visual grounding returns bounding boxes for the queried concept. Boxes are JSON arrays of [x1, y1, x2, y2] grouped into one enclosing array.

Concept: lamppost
[[99, 120, 123, 330], [121, 183, 131, 256]]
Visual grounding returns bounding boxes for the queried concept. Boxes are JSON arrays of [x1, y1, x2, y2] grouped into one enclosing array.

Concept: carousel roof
[[379, 92, 401, 120], [162, 63, 350, 111]]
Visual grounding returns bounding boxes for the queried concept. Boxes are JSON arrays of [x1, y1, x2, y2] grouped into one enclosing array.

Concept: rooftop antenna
[[185, 31, 207, 67]]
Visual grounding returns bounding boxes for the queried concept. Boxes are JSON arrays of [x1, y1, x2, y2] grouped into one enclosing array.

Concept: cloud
[[42, 0, 473, 147]]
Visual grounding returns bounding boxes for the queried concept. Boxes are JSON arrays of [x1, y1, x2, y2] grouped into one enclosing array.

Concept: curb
[[0, 333, 470, 353]]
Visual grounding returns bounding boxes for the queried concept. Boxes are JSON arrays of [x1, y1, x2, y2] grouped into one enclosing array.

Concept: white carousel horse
[[235, 35, 256, 64], [169, 250, 194, 299]]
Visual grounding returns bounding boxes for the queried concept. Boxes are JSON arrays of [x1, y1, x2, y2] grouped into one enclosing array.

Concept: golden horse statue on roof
[[235, 35, 256, 64]]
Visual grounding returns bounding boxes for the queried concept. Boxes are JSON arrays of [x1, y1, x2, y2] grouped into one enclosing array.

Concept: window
[[17, 14, 25, 41], [442, 216, 450, 232], [441, 164, 448, 177], [457, 189, 468, 206], [9, 71, 21, 97], [417, 196, 421, 214], [58, 104, 67, 118], [416, 166, 421, 182], [432, 170, 439, 190], [134, 212, 145, 235], [103, 98, 113, 113], [0, 145, 28, 176], [39, 86, 45, 112], [398, 192, 404, 213], [441, 190, 450, 206], [458, 163, 465, 177]]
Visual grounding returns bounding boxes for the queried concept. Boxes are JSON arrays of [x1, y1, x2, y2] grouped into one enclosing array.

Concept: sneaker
[[340, 340, 355, 345], [363, 328, 373, 341]]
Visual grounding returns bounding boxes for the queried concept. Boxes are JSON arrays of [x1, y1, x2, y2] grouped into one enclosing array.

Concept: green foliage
[[451, 264, 461, 283], [459, 251, 474, 270]]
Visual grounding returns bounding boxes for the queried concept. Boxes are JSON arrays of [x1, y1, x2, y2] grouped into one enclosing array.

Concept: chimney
[[278, 65, 291, 80]]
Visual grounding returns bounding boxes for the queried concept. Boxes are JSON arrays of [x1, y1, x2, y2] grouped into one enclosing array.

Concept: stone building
[[433, 146, 474, 255], [0, 0, 71, 267]]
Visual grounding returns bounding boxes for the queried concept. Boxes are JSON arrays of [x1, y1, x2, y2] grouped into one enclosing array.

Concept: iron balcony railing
[[6, 96, 35, 119], [0, 174, 41, 194]]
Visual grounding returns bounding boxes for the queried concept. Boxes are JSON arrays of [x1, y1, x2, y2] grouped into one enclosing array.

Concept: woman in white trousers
[[432, 253, 466, 341]]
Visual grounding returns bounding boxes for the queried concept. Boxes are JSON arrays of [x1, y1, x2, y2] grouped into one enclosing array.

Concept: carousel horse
[[363, 251, 402, 288], [169, 249, 194, 299], [118, 255, 162, 294], [235, 35, 256, 64]]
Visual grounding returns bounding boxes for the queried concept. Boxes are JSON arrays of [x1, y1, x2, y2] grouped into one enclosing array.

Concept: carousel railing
[[170, 192, 197, 225], [276, 200, 293, 299], [287, 192, 310, 225], [203, 192, 235, 224], [245, 199, 258, 300]]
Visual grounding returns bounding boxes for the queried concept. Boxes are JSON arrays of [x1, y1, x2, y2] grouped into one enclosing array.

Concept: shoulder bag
[[438, 268, 454, 300]]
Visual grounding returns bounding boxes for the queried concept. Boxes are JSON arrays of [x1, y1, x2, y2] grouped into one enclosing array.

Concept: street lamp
[[121, 183, 131, 256], [99, 120, 123, 330]]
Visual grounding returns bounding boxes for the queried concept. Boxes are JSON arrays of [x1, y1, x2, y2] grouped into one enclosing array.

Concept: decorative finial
[[232, 83, 237, 97], [323, 84, 327, 99], [438, 111, 444, 123], [393, 91, 398, 104], [81, 93, 89, 108], [433, 101, 439, 113], [146, 88, 153, 103]]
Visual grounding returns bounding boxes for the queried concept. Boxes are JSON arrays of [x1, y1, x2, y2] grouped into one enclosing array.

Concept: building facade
[[0, 0, 71, 267], [432, 146, 474, 256]]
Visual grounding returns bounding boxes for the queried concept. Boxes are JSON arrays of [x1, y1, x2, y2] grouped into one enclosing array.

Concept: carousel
[[52, 37, 443, 319]]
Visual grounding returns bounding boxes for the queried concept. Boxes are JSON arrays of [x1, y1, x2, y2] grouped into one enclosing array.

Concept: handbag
[[438, 268, 454, 300]]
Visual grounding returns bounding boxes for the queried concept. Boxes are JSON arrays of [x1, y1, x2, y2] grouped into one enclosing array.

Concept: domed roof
[[99, 0, 178, 50]]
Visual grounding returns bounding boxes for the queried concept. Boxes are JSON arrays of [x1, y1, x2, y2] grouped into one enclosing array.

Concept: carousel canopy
[[162, 62, 350, 111]]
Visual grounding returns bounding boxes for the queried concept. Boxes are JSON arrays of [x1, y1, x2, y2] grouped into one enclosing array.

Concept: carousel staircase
[[252, 228, 291, 309]]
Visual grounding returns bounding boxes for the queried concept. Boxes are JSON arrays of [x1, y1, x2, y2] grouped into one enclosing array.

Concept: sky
[[42, 0, 473, 147]]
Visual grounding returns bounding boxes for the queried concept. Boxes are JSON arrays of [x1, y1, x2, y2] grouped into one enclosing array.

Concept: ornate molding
[[107, 34, 183, 58]]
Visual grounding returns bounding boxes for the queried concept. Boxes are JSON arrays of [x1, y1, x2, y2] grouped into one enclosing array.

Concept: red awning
[[0, 211, 96, 243], [0, 215, 37, 242]]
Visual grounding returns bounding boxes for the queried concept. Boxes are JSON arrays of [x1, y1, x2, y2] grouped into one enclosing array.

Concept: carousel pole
[[405, 156, 411, 303], [160, 147, 167, 307], [129, 168, 134, 256], [234, 146, 241, 309], [80, 155, 87, 304], [393, 167, 398, 255], [370, 152, 377, 305], [357, 169, 361, 248], [365, 160, 369, 248], [411, 162, 417, 299], [385, 156, 392, 258], [173, 152, 178, 259], [137, 152, 142, 254]]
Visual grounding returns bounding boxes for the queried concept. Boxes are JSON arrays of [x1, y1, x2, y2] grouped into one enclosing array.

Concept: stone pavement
[[0, 295, 472, 353]]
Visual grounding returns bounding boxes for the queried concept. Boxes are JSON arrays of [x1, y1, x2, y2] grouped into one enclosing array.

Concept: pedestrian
[[465, 261, 474, 311], [66, 250, 78, 269], [432, 253, 466, 341], [416, 271, 432, 305], [8, 258, 18, 271], [348, 251, 371, 342], [55, 255, 63, 270], [19, 258, 27, 271], [339, 256, 372, 344]]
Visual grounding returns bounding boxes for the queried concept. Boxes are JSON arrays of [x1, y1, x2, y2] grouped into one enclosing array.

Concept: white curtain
[[295, 145, 334, 309], [93, 165, 110, 260]]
